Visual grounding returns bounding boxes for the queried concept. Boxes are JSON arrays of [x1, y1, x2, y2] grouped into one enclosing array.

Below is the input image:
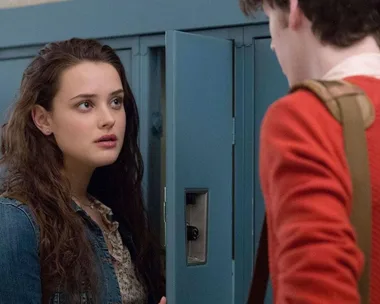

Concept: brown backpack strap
[[247, 216, 269, 303], [248, 79, 373, 303], [290, 79, 375, 128]]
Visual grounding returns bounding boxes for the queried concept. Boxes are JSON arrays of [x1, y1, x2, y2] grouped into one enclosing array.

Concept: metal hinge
[[163, 186, 167, 224], [232, 117, 236, 145]]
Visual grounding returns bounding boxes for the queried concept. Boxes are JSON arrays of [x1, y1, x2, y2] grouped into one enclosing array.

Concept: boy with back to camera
[[239, 0, 380, 303]]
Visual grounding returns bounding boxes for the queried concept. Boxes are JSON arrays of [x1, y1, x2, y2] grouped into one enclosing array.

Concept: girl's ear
[[31, 105, 53, 135]]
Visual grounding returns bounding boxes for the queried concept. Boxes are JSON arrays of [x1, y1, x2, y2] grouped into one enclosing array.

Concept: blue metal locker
[[165, 30, 234, 304]]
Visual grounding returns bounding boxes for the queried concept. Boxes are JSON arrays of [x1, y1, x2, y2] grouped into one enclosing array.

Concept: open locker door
[[165, 30, 233, 303]]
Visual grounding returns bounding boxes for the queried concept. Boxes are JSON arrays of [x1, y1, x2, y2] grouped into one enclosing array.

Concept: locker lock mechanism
[[185, 190, 208, 266], [187, 223, 199, 241]]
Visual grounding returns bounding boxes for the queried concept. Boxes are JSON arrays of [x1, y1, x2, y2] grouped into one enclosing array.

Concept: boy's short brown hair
[[239, 0, 380, 48]]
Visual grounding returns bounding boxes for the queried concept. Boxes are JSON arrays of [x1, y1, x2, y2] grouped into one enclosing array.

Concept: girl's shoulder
[[0, 196, 40, 247]]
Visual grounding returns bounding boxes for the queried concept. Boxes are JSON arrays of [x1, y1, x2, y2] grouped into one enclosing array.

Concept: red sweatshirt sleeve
[[259, 91, 364, 303]]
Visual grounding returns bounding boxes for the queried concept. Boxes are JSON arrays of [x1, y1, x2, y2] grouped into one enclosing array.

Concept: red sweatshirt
[[259, 76, 380, 303]]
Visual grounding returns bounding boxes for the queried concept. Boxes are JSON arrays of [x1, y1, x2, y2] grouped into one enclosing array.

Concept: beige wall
[[0, 0, 65, 9]]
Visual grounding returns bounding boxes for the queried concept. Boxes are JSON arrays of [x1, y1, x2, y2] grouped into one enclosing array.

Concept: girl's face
[[33, 61, 126, 171]]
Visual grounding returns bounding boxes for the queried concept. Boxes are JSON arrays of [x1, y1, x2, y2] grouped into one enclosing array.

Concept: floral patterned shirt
[[94, 199, 147, 304]]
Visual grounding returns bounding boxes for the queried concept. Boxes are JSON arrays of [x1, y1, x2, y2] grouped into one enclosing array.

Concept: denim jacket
[[0, 197, 155, 304]]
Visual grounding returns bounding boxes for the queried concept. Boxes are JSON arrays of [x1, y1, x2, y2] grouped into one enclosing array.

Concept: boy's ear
[[288, 0, 302, 30]]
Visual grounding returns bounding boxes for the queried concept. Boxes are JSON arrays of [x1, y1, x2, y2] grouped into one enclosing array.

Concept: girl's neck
[[64, 158, 95, 200]]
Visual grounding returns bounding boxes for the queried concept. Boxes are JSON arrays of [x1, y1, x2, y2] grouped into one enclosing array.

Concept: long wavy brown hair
[[0, 38, 165, 303]]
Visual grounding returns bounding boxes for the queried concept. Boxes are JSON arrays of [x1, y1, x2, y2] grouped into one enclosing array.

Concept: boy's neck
[[306, 36, 380, 80]]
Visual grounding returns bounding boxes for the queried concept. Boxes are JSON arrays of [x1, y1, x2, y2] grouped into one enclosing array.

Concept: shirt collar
[[322, 53, 380, 80]]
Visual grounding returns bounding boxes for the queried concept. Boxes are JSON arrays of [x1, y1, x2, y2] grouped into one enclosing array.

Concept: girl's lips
[[94, 134, 117, 143], [95, 140, 117, 149]]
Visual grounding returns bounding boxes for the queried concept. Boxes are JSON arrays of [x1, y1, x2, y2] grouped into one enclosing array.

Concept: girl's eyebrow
[[70, 89, 124, 101]]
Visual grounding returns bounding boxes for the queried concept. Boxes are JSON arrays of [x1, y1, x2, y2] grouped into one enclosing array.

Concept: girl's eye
[[111, 97, 123, 109], [78, 101, 92, 111]]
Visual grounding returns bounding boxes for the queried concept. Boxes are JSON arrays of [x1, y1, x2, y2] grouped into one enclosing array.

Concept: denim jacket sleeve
[[0, 199, 42, 303]]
